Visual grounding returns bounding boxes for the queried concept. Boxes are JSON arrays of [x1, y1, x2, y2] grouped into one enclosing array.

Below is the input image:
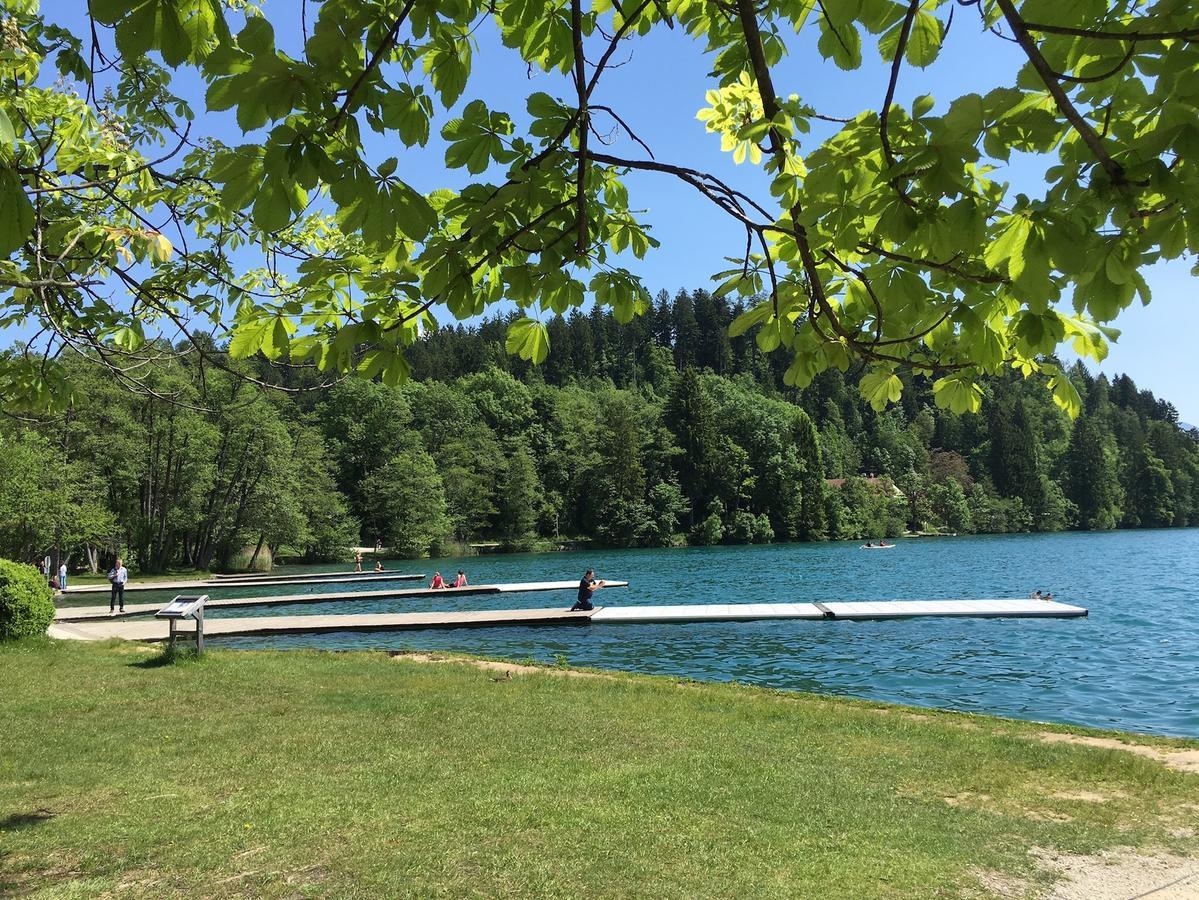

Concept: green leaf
[[906, 11, 942, 67], [0, 107, 15, 149], [382, 84, 433, 147], [859, 371, 903, 411], [984, 215, 1031, 280], [1104, 246, 1130, 285], [252, 177, 292, 233], [424, 32, 471, 107], [227, 317, 274, 359], [90, 0, 142, 25], [912, 94, 935, 118], [817, 18, 862, 70], [381, 352, 410, 387], [442, 99, 513, 174], [1049, 373, 1082, 418], [932, 374, 983, 414], [505, 316, 550, 364], [0, 168, 34, 256], [729, 300, 774, 337]]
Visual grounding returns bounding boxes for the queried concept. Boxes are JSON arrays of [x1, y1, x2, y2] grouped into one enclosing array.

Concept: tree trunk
[[247, 532, 266, 571]]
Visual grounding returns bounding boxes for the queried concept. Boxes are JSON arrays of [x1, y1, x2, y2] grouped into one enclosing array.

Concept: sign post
[[155, 594, 209, 653]]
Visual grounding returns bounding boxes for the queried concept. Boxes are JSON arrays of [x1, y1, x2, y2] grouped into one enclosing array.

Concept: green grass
[[1, 640, 1197, 898]]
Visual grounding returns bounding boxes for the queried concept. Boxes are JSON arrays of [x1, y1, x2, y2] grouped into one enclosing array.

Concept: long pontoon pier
[[55, 581, 632, 621], [61, 571, 427, 595], [206, 568, 388, 581], [48, 598, 1086, 641]]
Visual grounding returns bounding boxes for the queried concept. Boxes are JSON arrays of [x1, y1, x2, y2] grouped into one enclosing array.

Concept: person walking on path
[[571, 568, 607, 611], [108, 558, 128, 614], [58, 561, 67, 592]]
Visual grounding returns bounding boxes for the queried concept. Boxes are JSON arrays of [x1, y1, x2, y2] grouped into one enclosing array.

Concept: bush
[[0, 559, 55, 641]]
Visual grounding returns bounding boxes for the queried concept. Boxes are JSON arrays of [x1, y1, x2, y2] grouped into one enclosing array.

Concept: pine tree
[[1124, 443, 1175, 527], [663, 368, 718, 525], [496, 443, 539, 547], [592, 394, 652, 546], [792, 407, 827, 539], [1063, 416, 1121, 530], [988, 396, 1046, 516], [651, 290, 673, 348], [671, 290, 699, 369]]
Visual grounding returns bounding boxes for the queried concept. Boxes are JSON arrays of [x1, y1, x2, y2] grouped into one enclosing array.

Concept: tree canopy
[[1, 295, 1196, 570], [1, 0, 1196, 411]]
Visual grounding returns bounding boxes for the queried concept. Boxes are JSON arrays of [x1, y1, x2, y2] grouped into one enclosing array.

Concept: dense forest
[[2, 289, 1196, 573]]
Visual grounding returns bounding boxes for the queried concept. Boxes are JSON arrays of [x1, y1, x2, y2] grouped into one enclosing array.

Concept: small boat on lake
[[860, 542, 895, 550]]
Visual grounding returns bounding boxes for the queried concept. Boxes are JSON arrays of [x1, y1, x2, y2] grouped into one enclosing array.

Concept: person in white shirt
[[58, 562, 67, 592], [108, 558, 128, 614]]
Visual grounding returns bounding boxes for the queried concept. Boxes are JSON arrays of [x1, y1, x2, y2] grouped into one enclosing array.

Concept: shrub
[[0, 559, 55, 641]]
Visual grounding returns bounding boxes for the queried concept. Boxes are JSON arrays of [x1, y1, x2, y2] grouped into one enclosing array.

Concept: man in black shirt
[[571, 568, 606, 611]]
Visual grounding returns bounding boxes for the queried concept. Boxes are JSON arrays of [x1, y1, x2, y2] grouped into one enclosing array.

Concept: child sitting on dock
[[430, 572, 446, 589], [450, 570, 467, 588]]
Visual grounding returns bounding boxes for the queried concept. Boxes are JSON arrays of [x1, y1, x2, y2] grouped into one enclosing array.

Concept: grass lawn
[[1, 640, 1197, 898]]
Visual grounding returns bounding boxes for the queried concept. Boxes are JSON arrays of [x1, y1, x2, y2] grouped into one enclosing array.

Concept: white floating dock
[[589, 598, 1088, 623], [55, 581, 630, 622], [47, 598, 1086, 642], [61, 571, 427, 595], [207, 569, 382, 581]]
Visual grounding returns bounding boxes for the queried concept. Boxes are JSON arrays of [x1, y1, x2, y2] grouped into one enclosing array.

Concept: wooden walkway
[[62, 571, 427, 595], [48, 598, 1086, 642], [55, 581, 630, 621]]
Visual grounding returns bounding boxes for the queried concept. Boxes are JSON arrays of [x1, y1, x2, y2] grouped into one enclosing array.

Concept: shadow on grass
[[0, 809, 55, 830], [129, 646, 204, 668]]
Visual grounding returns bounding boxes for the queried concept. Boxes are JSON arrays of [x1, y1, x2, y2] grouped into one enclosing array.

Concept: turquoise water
[[184, 530, 1196, 737]]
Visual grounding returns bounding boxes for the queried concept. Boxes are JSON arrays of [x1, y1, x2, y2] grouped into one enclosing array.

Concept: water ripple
[[208, 531, 1199, 737]]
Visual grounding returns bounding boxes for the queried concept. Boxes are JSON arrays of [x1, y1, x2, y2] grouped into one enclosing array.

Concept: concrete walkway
[[55, 581, 631, 622], [48, 607, 596, 641], [47, 598, 1087, 642]]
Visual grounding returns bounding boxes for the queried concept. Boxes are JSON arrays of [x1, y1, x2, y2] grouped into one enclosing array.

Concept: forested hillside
[[2, 289, 1196, 572]]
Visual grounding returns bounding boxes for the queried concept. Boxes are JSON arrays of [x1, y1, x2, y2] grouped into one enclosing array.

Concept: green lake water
[[159, 530, 1197, 737]]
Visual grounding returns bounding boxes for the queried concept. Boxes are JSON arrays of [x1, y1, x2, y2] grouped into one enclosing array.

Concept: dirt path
[[1038, 732, 1199, 775], [1035, 847, 1199, 899], [391, 651, 615, 680]]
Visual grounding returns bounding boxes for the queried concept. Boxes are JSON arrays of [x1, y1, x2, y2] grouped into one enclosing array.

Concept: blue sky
[[23, 2, 1199, 420]]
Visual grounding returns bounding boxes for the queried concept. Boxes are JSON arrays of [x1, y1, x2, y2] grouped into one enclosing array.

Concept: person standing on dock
[[354, 552, 363, 572], [108, 558, 128, 614], [571, 568, 606, 611]]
